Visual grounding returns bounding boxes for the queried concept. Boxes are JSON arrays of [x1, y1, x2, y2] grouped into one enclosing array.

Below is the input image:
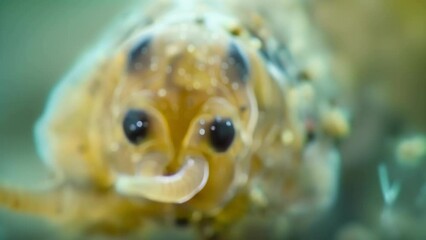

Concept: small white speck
[[157, 88, 167, 97], [199, 128, 206, 136], [136, 121, 143, 127]]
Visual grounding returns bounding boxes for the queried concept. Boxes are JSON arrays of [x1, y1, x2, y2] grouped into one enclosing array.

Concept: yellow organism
[[0, 1, 347, 238]]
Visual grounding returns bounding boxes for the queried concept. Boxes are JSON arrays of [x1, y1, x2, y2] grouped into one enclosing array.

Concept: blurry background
[[0, 0, 134, 185], [0, 0, 425, 239]]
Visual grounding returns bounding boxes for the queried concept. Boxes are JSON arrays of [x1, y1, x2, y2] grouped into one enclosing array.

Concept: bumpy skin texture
[[1, 0, 347, 238]]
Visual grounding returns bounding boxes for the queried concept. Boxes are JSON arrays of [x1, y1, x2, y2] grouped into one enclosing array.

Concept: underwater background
[[0, 0, 425, 239]]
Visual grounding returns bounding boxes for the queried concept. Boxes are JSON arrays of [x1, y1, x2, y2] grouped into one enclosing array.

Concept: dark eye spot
[[209, 117, 235, 152], [123, 109, 150, 144], [227, 41, 250, 82], [128, 35, 152, 71]]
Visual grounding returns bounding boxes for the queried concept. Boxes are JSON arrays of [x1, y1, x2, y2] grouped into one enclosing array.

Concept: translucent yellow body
[[0, 1, 348, 238]]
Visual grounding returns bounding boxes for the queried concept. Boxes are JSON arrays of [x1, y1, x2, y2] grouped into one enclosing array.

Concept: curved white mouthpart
[[116, 156, 209, 203]]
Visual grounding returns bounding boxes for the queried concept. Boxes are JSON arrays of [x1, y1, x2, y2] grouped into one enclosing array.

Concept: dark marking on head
[[128, 35, 153, 72], [226, 41, 250, 83]]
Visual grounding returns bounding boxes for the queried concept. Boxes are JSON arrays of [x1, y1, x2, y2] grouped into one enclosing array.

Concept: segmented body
[[1, 0, 348, 239]]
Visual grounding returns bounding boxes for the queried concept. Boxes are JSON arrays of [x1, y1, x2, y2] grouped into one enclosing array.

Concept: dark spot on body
[[229, 25, 243, 36], [305, 120, 316, 143], [226, 41, 250, 83], [306, 130, 316, 143], [239, 106, 247, 112], [175, 217, 190, 227], [128, 35, 152, 72]]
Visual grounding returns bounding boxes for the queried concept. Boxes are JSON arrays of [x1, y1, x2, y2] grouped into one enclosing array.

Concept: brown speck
[[240, 106, 247, 112], [229, 26, 243, 36], [298, 70, 312, 81]]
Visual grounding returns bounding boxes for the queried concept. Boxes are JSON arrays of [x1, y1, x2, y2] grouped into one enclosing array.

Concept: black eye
[[122, 109, 150, 144], [209, 117, 235, 152]]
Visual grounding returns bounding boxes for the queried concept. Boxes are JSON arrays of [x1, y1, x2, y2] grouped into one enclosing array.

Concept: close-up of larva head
[[35, 11, 281, 211], [0, 0, 425, 239]]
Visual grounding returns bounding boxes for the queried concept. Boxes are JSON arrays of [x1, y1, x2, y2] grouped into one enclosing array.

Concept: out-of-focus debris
[[396, 135, 426, 167], [378, 163, 401, 206]]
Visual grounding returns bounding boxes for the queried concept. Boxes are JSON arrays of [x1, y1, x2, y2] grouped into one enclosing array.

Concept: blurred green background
[[0, 0, 135, 185]]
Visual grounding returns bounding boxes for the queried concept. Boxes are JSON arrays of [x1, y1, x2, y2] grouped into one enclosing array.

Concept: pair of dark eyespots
[[122, 110, 235, 152], [128, 36, 250, 83]]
